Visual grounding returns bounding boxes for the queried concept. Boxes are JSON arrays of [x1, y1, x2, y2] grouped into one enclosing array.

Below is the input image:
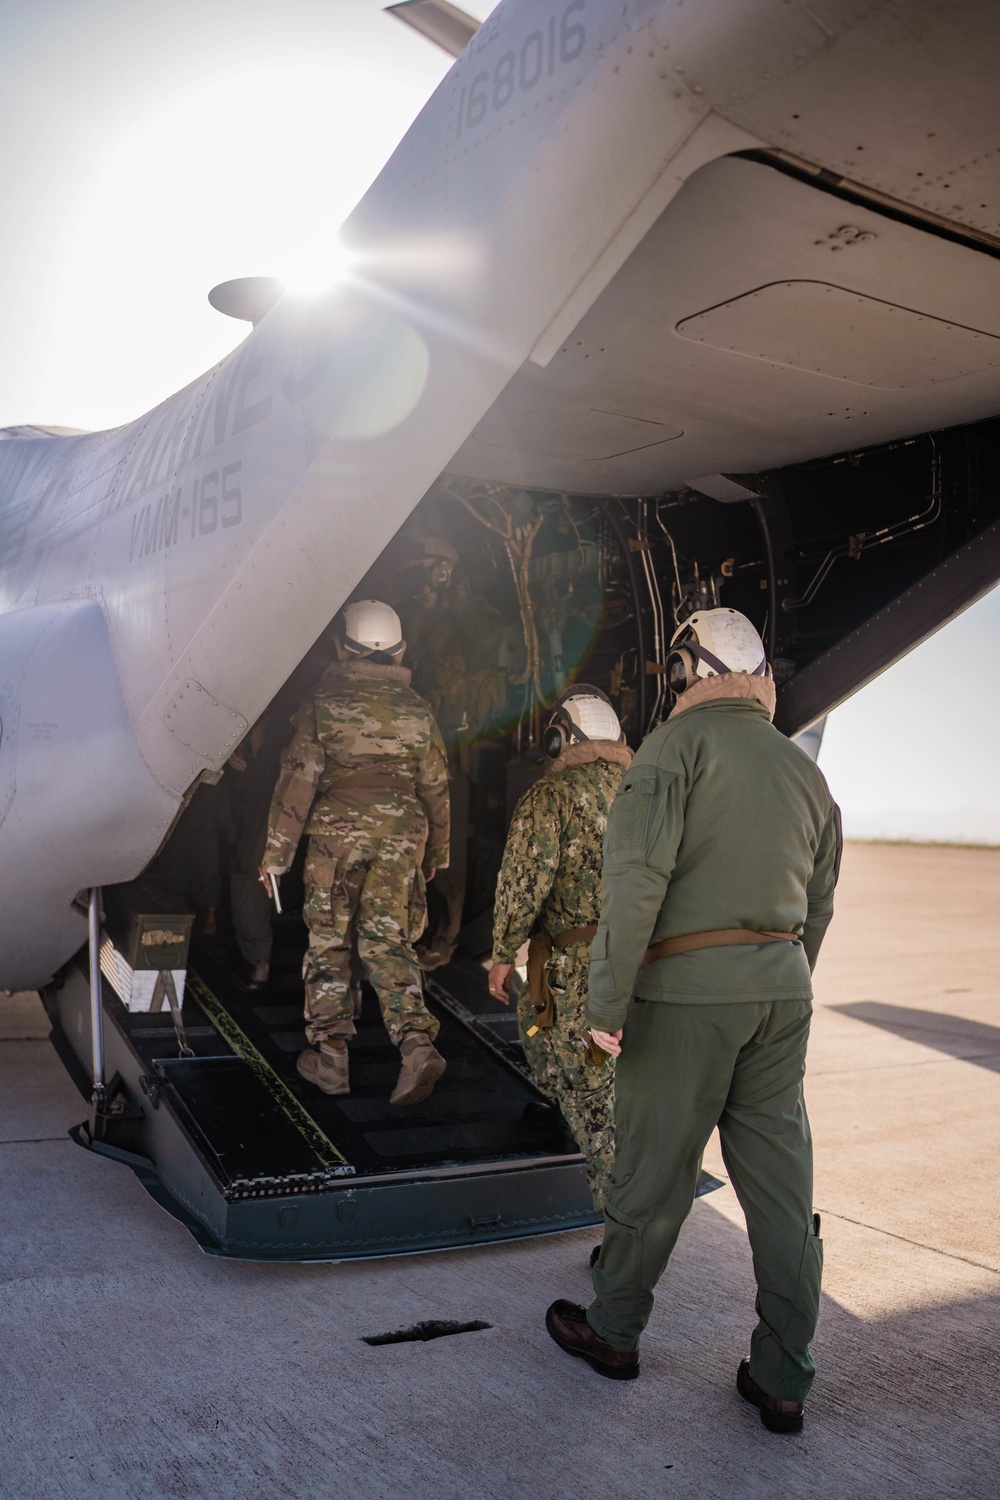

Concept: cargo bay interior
[[48, 480, 696, 1259]]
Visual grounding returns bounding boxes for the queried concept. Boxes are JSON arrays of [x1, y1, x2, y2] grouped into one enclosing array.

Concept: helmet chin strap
[[688, 643, 767, 678]]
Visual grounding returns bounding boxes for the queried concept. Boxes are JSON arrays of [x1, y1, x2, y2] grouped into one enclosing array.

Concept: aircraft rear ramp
[[47, 955, 600, 1260]]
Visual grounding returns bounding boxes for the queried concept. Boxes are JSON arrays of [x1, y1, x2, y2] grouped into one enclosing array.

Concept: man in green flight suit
[[261, 600, 450, 1108], [545, 609, 842, 1436], [488, 687, 632, 1210]]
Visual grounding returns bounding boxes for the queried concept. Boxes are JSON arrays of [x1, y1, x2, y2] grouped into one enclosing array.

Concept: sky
[[0, 0, 996, 845], [818, 585, 1000, 844], [0, 0, 493, 432]]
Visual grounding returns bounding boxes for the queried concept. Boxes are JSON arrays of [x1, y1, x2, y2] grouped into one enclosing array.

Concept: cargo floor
[[120, 948, 578, 1185]]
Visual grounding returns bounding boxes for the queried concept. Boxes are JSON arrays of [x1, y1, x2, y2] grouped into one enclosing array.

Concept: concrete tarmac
[[1, 842, 997, 1499]]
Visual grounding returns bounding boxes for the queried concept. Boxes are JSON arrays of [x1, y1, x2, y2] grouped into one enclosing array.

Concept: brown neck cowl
[[545, 739, 635, 775], [670, 672, 777, 722], [329, 658, 412, 687]]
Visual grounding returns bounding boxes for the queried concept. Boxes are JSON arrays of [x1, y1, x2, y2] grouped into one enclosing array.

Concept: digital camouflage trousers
[[517, 949, 615, 1210], [302, 827, 438, 1049]]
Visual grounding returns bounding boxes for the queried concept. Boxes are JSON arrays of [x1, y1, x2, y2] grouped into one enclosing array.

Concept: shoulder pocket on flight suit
[[606, 772, 659, 853]]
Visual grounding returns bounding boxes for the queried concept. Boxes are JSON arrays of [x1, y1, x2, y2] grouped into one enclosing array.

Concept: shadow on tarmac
[[831, 1001, 1000, 1075]]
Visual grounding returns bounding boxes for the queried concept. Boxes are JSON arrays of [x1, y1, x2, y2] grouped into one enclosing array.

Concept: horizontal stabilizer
[[386, 0, 479, 58], [208, 277, 285, 326]]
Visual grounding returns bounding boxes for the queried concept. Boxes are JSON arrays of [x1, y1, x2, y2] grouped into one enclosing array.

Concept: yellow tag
[[526, 1025, 539, 1037]]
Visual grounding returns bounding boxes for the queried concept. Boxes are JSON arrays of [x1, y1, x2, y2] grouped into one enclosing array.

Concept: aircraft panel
[[675, 281, 1000, 390], [655, 0, 1000, 244], [449, 155, 1000, 493], [472, 405, 684, 459]]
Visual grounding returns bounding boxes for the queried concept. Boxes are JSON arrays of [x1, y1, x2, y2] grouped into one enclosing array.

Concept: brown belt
[[525, 924, 598, 1029], [526, 925, 796, 1031], [552, 924, 598, 949], [639, 929, 798, 966], [551, 924, 797, 961]]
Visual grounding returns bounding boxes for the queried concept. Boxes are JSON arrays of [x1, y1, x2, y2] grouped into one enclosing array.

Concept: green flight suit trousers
[[587, 997, 822, 1403]]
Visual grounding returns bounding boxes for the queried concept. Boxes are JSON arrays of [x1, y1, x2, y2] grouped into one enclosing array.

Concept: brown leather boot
[[390, 1033, 446, 1106], [296, 1041, 349, 1096], [737, 1359, 805, 1434], [545, 1300, 640, 1380]]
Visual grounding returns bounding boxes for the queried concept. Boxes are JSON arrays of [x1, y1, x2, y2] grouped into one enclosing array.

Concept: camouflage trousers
[[517, 950, 615, 1210], [302, 829, 438, 1049]]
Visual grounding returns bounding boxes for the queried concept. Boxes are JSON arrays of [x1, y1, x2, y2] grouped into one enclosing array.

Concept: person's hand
[[488, 962, 514, 1006], [227, 748, 248, 772], [422, 862, 436, 882], [589, 1027, 623, 1057], [258, 863, 288, 893]]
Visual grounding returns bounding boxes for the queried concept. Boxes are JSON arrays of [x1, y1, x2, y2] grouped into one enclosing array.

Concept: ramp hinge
[[139, 1074, 163, 1108]]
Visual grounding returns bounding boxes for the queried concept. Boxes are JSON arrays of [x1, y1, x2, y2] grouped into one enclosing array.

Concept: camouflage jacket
[[263, 660, 450, 870], [406, 592, 506, 746], [492, 743, 632, 964]]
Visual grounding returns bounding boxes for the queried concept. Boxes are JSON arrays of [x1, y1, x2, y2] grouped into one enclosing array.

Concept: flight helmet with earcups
[[666, 608, 769, 697], [543, 684, 624, 760], [339, 599, 406, 659]]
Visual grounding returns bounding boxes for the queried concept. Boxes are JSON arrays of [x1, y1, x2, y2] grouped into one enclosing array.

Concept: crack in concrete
[[362, 1319, 492, 1346], [815, 1207, 1000, 1275], [812, 1051, 1000, 1078], [0, 1136, 71, 1146]]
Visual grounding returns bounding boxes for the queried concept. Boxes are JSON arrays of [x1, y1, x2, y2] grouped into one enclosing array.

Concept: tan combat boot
[[296, 1040, 349, 1096], [390, 1033, 446, 1107]]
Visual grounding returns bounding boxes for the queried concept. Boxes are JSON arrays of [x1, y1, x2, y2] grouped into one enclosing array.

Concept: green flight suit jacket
[[586, 699, 842, 1033]]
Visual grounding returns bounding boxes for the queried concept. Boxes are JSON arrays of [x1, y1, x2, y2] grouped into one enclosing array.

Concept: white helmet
[[543, 685, 623, 759], [666, 608, 768, 696], [340, 599, 405, 658]]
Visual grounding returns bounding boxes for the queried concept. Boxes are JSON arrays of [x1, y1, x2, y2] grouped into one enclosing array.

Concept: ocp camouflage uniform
[[492, 742, 632, 1209], [263, 659, 449, 1047]]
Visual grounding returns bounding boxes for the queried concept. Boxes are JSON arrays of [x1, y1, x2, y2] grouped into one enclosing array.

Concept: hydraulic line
[[752, 499, 778, 662], [653, 501, 684, 628], [783, 439, 943, 613], [603, 502, 649, 733], [637, 500, 665, 726], [635, 498, 669, 728]]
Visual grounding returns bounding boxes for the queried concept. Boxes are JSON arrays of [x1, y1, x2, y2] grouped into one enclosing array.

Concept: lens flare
[[282, 237, 358, 298]]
